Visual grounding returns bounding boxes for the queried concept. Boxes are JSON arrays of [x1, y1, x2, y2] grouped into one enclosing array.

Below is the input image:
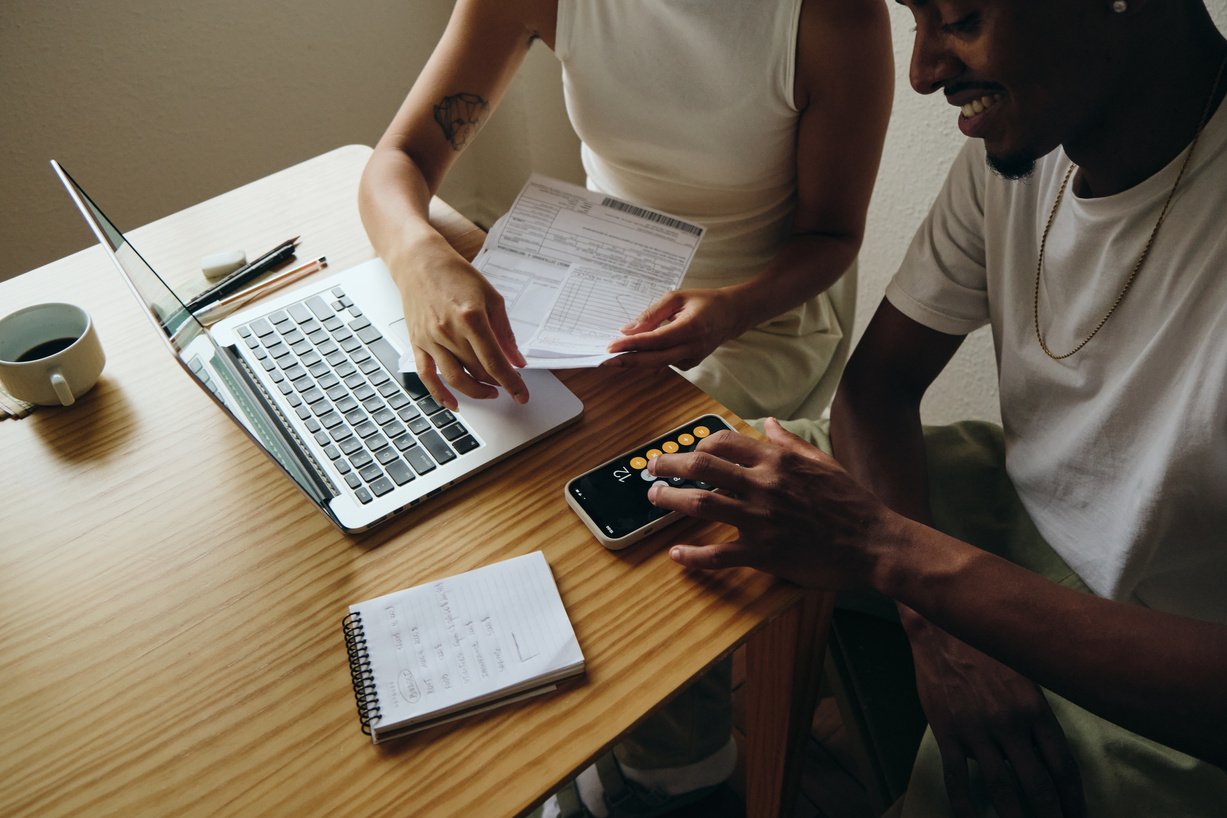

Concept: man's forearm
[[829, 375, 948, 652], [876, 520, 1227, 768], [832, 354, 1227, 767], [829, 374, 931, 522]]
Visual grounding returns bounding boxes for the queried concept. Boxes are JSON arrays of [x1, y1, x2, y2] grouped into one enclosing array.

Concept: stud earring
[[1112, 0, 1127, 12]]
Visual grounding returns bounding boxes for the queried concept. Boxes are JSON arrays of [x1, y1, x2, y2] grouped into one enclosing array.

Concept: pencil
[[185, 235, 301, 312], [195, 256, 328, 324]]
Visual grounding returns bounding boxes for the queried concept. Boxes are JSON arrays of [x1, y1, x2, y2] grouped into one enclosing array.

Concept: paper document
[[399, 174, 704, 372]]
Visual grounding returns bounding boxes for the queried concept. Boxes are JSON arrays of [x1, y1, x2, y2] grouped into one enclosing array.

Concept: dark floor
[[619, 621, 923, 818], [719, 647, 882, 818], [791, 696, 880, 818]]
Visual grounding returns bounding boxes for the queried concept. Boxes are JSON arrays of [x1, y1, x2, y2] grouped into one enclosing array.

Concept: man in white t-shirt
[[645, 1, 1227, 815]]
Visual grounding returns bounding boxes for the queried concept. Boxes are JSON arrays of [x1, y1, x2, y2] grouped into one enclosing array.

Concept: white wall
[[1, 0, 463, 280], [8, 1, 1226, 425], [862, 4, 1002, 424]]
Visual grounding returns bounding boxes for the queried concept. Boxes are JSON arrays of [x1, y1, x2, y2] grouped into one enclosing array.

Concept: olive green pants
[[883, 422, 1227, 818]]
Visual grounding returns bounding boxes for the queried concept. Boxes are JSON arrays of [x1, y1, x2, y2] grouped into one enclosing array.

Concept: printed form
[[399, 174, 704, 371]]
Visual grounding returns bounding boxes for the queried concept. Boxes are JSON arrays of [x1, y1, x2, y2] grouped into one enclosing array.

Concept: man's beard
[[986, 150, 1037, 180]]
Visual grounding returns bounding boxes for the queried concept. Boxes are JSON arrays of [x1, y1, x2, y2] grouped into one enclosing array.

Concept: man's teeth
[[961, 94, 1002, 117]]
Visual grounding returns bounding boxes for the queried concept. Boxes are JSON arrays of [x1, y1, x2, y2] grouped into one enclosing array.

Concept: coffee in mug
[[0, 302, 106, 407]]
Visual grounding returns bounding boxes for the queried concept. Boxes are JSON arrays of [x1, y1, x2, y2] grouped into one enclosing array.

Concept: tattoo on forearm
[[433, 92, 489, 150]]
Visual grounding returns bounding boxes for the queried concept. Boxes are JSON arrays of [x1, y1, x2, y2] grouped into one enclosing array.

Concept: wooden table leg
[[743, 591, 834, 818]]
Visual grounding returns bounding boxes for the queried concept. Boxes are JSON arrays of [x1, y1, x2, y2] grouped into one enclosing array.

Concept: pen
[[195, 257, 328, 324], [185, 236, 301, 312]]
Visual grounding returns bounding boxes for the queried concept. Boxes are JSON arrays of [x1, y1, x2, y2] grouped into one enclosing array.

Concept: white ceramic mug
[[0, 303, 106, 407]]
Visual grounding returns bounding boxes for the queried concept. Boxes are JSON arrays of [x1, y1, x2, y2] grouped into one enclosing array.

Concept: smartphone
[[564, 414, 732, 549]]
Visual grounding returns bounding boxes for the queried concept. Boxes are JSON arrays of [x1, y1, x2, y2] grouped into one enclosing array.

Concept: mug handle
[[50, 368, 76, 406]]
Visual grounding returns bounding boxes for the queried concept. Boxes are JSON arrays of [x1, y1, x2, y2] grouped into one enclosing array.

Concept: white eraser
[[201, 249, 247, 281]]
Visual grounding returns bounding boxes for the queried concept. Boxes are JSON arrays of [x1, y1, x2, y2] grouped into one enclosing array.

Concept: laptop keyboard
[[235, 286, 479, 505]]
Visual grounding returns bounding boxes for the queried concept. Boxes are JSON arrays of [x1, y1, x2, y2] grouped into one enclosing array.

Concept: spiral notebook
[[342, 551, 585, 742]]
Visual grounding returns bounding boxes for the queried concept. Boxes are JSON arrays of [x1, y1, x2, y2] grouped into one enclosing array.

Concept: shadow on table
[[28, 376, 136, 462]]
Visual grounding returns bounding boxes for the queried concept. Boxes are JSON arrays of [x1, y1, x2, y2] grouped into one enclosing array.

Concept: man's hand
[[905, 619, 1086, 818], [646, 418, 897, 590], [653, 418, 1088, 816]]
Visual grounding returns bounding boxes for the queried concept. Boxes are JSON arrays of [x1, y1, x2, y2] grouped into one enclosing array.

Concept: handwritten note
[[349, 551, 584, 741]]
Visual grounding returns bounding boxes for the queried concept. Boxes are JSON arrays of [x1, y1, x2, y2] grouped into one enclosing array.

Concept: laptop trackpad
[[387, 319, 416, 372], [388, 318, 409, 351]]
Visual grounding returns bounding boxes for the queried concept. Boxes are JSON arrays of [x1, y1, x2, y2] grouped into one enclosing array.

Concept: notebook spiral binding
[[342, 611, 380, 735]]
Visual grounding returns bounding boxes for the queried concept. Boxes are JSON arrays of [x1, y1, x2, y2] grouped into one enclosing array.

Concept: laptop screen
[[52, 162, 204, 353], [52, 160, 333, 508]]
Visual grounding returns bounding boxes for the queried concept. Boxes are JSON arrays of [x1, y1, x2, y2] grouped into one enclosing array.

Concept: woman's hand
[[604, 287, 747, 371], [394, 237, 528, 411]]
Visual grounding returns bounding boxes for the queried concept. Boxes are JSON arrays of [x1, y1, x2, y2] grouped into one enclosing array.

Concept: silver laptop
[[53, 160, 583, 532]]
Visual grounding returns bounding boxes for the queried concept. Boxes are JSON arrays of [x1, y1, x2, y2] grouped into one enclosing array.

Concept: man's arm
[[881, 515, 1227, 769], [835, 300, 1088, 817], [833, 307, 1226, 768], [647, 419, 1227, 769], [830, 299, 959, 520]]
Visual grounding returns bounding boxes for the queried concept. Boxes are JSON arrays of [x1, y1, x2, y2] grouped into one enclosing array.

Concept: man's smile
[[945, 86, 1007, 138], [958, 93, 1003, 118]]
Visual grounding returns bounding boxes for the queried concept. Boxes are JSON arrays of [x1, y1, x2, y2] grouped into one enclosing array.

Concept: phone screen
[[566, 415, 731, 541]]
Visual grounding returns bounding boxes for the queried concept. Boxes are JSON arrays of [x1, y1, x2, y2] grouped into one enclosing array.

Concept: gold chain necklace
[[1033, 53, 1227, 360]]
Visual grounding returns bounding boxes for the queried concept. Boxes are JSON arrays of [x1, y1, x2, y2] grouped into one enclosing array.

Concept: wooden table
[[0, 146, 828, 817]]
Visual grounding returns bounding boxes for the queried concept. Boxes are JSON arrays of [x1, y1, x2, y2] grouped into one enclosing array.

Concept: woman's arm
[[608, 0, 894, 368], [358, 0, 554, 410]]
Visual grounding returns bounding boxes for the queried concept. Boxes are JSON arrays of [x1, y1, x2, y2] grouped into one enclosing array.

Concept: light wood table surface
[[0, 146, 829, 817]]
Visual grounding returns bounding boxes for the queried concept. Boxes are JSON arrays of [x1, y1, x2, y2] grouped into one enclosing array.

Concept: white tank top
[[555, 0, 804, 287]]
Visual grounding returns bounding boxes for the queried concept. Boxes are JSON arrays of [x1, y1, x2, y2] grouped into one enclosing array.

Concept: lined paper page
[[351, 552, 583, 738]]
